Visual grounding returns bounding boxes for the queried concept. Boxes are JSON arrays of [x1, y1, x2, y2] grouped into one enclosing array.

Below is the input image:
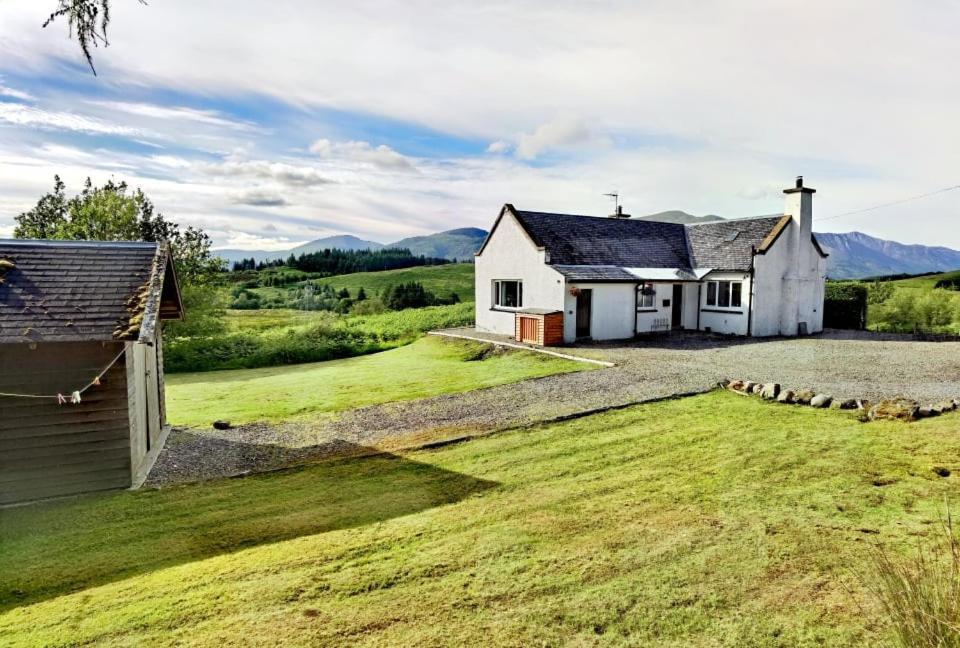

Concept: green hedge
[[824, 283, 867, 329]]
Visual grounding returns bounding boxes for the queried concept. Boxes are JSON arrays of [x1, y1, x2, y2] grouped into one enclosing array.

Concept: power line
[[817, 183, 960, 222]]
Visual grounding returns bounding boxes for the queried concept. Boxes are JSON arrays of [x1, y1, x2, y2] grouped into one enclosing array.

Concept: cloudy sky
[[0, 0, 957, 250]]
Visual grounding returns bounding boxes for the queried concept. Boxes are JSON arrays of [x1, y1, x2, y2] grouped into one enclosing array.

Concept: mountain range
[[214, 214, 960, 280]]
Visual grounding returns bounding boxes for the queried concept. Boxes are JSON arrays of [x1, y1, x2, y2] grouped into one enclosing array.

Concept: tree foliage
[[43, 0, 145, 75], [15, 175, 223, 286]]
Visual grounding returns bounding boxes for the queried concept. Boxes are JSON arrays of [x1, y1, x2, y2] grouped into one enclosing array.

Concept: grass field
[[166, 336, 585, 427], [3, 392, 960, 646], [885, 269, 960, 291], [316, 263, 475, 301]]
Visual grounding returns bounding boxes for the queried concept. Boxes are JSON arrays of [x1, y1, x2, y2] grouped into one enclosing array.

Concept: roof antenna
[[603, 192, 630, 219]]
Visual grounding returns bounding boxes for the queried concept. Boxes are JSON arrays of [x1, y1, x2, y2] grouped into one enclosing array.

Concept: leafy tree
[[43, 0, 146, 75], [356, 287, 367, 301], [15, 176, 223, 285]]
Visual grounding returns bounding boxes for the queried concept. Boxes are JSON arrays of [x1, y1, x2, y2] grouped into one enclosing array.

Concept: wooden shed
[[0, 239, 184, 506]]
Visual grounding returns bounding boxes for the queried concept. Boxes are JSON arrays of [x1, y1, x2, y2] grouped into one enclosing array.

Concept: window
[[706, 280, 743, 309], [637, 283, 655, 309], [493, 280, 522, 308]]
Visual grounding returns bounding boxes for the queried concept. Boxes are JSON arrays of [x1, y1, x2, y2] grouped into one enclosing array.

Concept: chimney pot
[[796, 176, 803, 188]]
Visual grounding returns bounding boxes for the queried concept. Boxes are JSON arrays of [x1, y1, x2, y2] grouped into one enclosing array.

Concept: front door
[[576, 289, 592, 339], [671, 284, 683, 329]]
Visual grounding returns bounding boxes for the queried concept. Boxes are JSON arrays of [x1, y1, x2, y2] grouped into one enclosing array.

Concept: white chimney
[[783, 175, 815, 255]]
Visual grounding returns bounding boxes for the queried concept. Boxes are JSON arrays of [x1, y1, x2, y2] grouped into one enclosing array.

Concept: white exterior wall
[[634, 283, 674, 333], [474, 211, 566, 337], [563, 283, 636, 343], [752, 216, 827, 336], [698, 272, 751, 336]]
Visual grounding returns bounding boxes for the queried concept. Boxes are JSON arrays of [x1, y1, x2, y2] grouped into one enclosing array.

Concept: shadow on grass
[[0, 442, 497, 612]]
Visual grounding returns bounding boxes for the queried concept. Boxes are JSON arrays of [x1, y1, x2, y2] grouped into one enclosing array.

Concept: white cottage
[[475, 177, 828, 344]]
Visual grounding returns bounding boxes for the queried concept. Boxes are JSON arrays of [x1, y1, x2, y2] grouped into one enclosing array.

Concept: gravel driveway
[[147, 329, 960, 487]]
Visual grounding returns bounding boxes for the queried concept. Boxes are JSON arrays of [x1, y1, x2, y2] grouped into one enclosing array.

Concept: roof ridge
[[684, 214, 784, 226], [0, 239, 159, 249]]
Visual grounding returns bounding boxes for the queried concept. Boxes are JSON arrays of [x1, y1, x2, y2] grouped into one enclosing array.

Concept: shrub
[[164, 302, 474, 372], [824, 282, 867, 329], [867, 509, 960, 647]]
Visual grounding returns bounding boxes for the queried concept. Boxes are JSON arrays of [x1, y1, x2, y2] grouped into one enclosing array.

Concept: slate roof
[[0, 239, 183, 344], [512, 210, 691, 268], [483, 206, 815, 277], [686, 216, 787, 271]]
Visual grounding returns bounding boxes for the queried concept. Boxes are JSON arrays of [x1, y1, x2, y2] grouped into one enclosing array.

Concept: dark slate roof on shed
[[685, 216, 787, 271], [512, 210, 691, 268], [0, 239, 183, 344]]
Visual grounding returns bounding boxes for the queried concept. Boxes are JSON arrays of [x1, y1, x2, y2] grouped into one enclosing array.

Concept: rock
[[933, 466, 952, 478], [718, 379, 731, 389], [838, 398, 859, 410], [759, 383, 781, 400], [811, 394, 833, 408], [868, 398, 920, 422], [938, 400, 958, 412], [213, 420, 233, 430], [917, 406, 938, 418], [728, 380, 745, 392], [743, 381, 756, 393], [751, 383, 764, 395], [794, 389, 816, 405], [777, 389, 797, 404]]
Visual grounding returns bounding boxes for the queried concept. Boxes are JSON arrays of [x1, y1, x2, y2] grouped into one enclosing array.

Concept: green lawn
[[316, 263, 475, 301], [165, 336, 584, 427], [3, 392, 960, 646]]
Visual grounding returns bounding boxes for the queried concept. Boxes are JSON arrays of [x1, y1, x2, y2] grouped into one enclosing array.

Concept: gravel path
[[147, 329, 960, 487]]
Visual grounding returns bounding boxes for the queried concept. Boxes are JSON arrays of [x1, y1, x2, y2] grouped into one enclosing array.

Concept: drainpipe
[[746, 246, 756, 336], [633, 281, 640, 337]]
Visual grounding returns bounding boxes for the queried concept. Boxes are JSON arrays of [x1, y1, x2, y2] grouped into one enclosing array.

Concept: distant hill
[[215, 229, 486, 265], [389, 228, 487, 261], [815, 231, 960, 279], [638, 210, 725, 225], [215, 235, 385, 265], [213, 216, 960, 281]]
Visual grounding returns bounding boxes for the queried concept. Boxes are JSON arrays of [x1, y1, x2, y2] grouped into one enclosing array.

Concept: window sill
[[490, 307, 522, 313], [701, 308, 744, 315], [635, 309, 659, 313]]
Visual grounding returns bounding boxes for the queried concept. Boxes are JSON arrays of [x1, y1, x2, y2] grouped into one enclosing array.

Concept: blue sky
[[0, 1, 958, 250]]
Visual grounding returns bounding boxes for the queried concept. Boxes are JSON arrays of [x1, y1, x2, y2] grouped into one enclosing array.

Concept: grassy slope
[[888, 269, 960, 290], [165, 336, 584, 427], [4, 392, 960, 646], [316, 263, 475, 300]]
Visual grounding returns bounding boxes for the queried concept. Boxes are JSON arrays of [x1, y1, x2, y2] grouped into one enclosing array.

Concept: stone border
[[721, 379, 960, 422]]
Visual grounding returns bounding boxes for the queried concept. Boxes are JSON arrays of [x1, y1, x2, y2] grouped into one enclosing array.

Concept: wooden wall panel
[[0, 341, 131, 505]]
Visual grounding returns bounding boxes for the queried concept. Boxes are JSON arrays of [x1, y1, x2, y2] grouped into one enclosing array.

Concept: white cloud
[[309, 138, 416, 171], [87, 100, 258, 131], [486, 140, 510, 154], [0, 81, 33, 101], [230, 188, 289, 207], [0, 103, 141, 136], [213, 231, 305, 251], [197, 159, 334, 187], [514, 115, 593, 160]]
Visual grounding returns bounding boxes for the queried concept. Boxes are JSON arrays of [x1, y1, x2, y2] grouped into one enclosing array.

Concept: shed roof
[[0, 239, 183, 344]]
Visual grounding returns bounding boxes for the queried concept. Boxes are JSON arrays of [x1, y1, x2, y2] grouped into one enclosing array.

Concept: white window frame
[[492, 279, 523, 309], [705, 280, 743, 310], [637, 283, 656, 309]]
